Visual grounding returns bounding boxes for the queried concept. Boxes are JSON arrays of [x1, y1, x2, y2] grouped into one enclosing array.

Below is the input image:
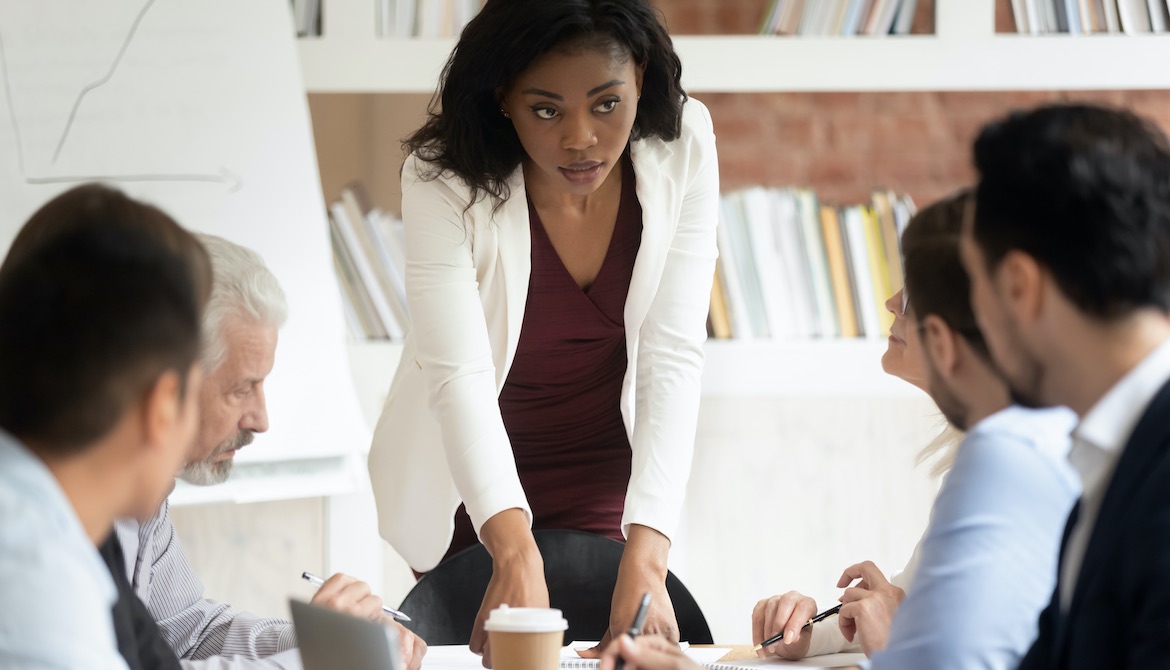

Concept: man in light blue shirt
[[0, 184, 211, 668]]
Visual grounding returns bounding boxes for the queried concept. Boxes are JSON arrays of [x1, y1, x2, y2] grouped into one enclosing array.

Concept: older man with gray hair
[[115, 233, 425, 670]]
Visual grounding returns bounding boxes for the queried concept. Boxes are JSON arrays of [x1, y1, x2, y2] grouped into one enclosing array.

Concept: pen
[[300, 571, 412, 622], [615, 593, 652, 670], [752, 603, 842, 651]]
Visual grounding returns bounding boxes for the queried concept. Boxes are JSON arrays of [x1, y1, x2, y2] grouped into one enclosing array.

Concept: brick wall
[[649, 0, 1170, 206]]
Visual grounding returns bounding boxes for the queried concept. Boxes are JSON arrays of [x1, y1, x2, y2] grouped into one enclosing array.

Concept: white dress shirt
[[0, 430, 128, 669], [369, 98, 720, 571], [115, 499, 302, 670], [1061, 337, 1170, 609], [868, 405, 1080, 670]]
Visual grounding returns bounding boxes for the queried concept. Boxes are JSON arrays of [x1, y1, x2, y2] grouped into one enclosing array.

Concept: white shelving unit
[[344, 339, 921, 420], [299, 1, 1170, 93]]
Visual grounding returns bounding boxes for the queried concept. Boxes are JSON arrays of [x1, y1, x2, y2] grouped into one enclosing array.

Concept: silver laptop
[[290, 599, 403, 670]]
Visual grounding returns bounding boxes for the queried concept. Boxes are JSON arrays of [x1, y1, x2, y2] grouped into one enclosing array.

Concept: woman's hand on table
[[580, 525, 678, 658], [472, 508, 549, 668]]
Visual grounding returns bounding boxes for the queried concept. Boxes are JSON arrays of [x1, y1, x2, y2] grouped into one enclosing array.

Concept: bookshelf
[[299, 1, 1170, 93], [345, 339, 922, 423]]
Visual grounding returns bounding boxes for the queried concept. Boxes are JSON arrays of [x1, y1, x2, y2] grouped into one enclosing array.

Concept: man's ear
[[920, 314, 958, 378], [139, 369, 182, 453], [997, 250, 1045, 327]]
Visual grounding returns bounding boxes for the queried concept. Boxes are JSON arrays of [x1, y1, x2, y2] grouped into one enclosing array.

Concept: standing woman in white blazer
[[367, 0, 719, 665]]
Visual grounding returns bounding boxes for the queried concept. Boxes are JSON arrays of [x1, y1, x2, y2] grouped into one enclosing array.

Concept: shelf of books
[[334, 183, 922, 399], [345, 337, 920, 401], [330, 181, 912, 342], [296, 1, 1170, 93]]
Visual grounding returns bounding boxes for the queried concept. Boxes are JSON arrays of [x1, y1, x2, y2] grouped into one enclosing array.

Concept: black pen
[[752, 603, 842, 651], [615, 593, 652, 670]]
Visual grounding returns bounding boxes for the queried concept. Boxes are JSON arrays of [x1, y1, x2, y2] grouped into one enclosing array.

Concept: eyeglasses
[[901, 286, 909, 316]]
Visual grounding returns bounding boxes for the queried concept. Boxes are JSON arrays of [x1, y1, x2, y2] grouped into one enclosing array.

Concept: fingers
[[836, 594, 894, 657], [837, 603, 857, 643], [837, 561, 888, 591], [388, 621, 426, 670], [578, 629, 612, 659], [599, 634, 622, 670], [838, 586, 871, 604], [309, 573, 384, 621], [750, 592, 815, 660], [470, 606, 488, 657], [605, 635, 696, 670]]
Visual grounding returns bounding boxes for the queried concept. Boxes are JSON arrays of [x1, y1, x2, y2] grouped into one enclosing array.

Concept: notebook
[[701, 654, 866, 669], [558, 643, 863, 669], [559, 641, 727, 668], [422, 644, 864, 670]]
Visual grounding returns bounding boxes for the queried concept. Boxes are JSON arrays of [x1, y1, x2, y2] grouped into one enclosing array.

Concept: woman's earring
[[501, 107, 510, 118]]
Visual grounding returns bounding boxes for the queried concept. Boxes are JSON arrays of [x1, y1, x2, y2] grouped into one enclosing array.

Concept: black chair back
[[398, 530, 713, 646]]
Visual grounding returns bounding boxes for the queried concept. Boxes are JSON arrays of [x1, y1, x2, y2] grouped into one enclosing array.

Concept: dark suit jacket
[[98, 532, 183, 670], [1019, 378, 1170, 669]]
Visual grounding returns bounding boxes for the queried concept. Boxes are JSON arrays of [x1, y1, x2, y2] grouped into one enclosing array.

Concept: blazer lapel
[[493, 167, 532, 387], [625, 136, 678, 334], [1060, 377, 1170, 657]]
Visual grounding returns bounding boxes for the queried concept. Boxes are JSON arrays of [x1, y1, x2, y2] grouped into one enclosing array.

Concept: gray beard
[[179, 431, 254, 486]]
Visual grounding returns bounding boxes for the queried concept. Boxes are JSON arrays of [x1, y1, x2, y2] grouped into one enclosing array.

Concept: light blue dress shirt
[[868, 406, 1080, 670], [0, 430, 128, 669]]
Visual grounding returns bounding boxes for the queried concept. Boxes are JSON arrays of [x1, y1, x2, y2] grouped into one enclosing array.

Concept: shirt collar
[[1074, 337, 1170, 454], [0, 429, 82, 534]]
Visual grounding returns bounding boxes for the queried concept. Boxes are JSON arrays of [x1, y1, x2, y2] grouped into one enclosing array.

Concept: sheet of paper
[[0, 0, 368, 464], [420, 645, 483, 669], [559, 641, 728, 668], [705, 653, 866, 669]]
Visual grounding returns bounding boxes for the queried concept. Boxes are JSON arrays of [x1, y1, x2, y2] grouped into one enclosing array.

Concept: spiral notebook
[[420, 644, 862, 670], [558, 643, 863, 669]]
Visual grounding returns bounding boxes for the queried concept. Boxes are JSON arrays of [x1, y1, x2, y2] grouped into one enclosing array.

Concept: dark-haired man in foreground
[[961, 103, 1170, 669], [0, 184, 211, 667]]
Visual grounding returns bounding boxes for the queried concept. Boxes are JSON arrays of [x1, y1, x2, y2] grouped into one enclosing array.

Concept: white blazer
[[369, 98, 720, 571]]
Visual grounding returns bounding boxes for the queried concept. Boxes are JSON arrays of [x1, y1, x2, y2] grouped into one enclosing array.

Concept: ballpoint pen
[[301, 571, 412, 622], [752, 603, 842, 651], [615, 593, 652, 670]]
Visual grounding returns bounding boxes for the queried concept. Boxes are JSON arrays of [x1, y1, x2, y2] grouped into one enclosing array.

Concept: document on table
[[702, 654, 866, 669], [559, 641, 728, 668], [422, 643, 732, 669]]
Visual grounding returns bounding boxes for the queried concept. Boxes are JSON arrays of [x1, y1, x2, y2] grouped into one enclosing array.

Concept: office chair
[[398, 529, 713, 646]]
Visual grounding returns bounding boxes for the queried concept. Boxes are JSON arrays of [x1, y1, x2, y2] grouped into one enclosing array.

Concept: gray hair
[[196, 233, 288, 372]]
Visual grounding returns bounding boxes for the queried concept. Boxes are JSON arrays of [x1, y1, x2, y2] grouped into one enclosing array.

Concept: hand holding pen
[[301, 571, 411, 622], [754, 604, 842, 652], [614, 593, 652, 670], [751, 591, 830, 660]]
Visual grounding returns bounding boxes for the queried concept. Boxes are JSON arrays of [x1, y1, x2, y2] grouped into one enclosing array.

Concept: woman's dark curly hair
[[403, 0, 686, 207]]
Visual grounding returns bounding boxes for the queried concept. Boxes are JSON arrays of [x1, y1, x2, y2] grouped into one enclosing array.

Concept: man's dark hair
[[972, 103, 1170, 319], [904, 189, 991, 361], [404, 0, 686, 208], [0, 184, 211, 454]]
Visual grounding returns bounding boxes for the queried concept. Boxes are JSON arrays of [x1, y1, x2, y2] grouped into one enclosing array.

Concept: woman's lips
[[559, 161, 603, 185]]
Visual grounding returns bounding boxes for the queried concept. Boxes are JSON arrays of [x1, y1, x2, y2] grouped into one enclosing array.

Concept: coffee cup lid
[[483, 605, 569, 633]]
